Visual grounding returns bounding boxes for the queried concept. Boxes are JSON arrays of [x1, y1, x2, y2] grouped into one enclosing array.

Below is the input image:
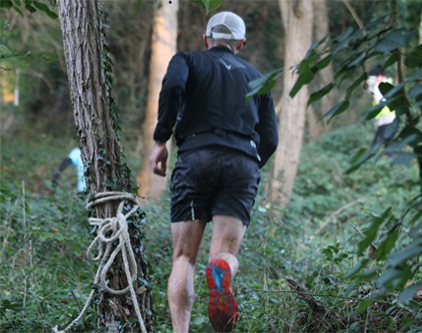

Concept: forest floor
[[1, 122, 421, 332]]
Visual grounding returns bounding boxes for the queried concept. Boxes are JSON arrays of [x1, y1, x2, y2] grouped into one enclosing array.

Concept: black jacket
[[153, 46, 278, 168]]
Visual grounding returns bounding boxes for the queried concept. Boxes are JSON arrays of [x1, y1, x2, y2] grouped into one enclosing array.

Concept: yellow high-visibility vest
[[373, 100, 396, 119]]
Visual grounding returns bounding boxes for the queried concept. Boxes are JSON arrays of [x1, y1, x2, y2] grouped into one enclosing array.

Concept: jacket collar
[[209, 45, 235, 55]]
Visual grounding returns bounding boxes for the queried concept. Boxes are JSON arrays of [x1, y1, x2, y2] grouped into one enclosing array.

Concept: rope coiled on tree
[[52, 192, 147, 333]]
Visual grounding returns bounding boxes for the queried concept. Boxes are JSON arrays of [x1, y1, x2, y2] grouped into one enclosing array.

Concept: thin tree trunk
[[137, 0, 179, 199], [57, 1, 154, 331], [270, 0, 313, 207], [307, 0, 334, 142], [419, 11, 422, 45]]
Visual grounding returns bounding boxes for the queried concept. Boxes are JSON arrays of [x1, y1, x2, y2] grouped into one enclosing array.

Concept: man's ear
[[203, 34, 209, 49], [236, 39, 246, 52]]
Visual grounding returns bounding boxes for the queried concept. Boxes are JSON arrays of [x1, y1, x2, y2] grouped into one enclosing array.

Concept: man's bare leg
[[209, 215, 246, 275], [207, 215, 246, 331], [168, 219, 207, 333]]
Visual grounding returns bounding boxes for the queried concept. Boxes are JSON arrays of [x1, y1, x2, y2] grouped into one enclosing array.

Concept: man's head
[[366, 64, 393, 95], [203, 11, 246, 54], [367, 64, 386, 91]]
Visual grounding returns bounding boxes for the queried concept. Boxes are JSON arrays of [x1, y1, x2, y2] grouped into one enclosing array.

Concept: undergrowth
[[1, 122, 421, 332]]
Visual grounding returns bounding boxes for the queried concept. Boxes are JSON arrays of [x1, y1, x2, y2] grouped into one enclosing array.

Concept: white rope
[[53, 192, 147, 333]]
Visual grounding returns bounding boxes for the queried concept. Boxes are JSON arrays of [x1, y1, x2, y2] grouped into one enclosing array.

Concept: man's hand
[[150, 142, 168, 176]]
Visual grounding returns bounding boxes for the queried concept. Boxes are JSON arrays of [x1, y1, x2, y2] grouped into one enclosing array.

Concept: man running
[[149, 11, 278, 332]]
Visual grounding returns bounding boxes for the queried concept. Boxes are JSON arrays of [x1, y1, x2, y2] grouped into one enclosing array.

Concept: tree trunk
[[270, 0, 313, 207], [419, 11, 422, 45], [137, 0, 179, 199], [57, 1, 154, 331], [307, 0, 334, 142]]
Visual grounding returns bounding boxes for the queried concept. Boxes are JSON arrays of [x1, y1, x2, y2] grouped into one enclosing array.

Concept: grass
[[1, 122, 422, 332]]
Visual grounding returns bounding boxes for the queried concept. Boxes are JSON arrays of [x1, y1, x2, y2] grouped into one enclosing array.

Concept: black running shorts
[[170, 148, 260, 226]]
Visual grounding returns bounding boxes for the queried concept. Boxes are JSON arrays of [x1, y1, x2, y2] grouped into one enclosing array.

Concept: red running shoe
[[206, 258, 239, 332]]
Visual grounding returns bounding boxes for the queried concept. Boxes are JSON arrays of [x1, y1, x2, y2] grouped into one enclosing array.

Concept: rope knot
[[53, 192, 147, 333]]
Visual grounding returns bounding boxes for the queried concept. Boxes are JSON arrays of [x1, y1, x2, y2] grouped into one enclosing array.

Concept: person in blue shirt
[[53, 147, 86, 193]]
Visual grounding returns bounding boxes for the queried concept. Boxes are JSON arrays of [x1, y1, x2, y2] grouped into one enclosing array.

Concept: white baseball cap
[[205, 11, 246, 40]]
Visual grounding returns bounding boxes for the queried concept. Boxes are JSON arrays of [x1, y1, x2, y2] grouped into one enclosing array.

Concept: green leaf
[[33, 1, 49, 12], [46, 10, 57, 19], [0, 1, 13, 9], [325, 27, 353, 51], [347, 52, 366, 68], [405, 45, 422, 68], [334, 65, 355, 82], [409, 220, 422, 238], [398, 282, 422, 304], [357, 299, 373, 313], [201, 0, 223, 13], [357, 208, 391, 256], [0, 45, 12, 57], [345, 148, 375, 175], [364, 100, 390, 120], [304, 35, 328, 60], [13, 5, 24, 16], [389, 239, 422, 267], [383, 53, 398, 69], [1, 300, 26, 312], [314, 55, 332, 71], [409, 85, 422, 100], [374, 28, 417, 53], [408, 67, 422, 83], [42, 55, 58, 62], [397, 127, 422, 147], [307, 83, 334, 107], [348, 147, 367, 164], [375, 230, 399, 261], [290, 69, 315, 98], [357, 268, 378, 279], [13, 0, 21, 6], [384, 134, 417, 154], [67, 241, 82, 254], [344, 259, 370, 279], [25, 4, 36, 12], [377, 267, 411, 289], [39, 232, 54, 240], [246, 68, 283, 103], [345, 72, 367, 100], [192, 316, 207, 325], [364, 15, 388, 30], [391, 153, 420, 167], [322, 100, 349, 122], [378, 82, 394, 97]]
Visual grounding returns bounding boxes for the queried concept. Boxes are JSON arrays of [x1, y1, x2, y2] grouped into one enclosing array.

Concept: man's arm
[[52, 157, 72, 184], [255, 93, 279, 168], [153, 52, 190, 144]]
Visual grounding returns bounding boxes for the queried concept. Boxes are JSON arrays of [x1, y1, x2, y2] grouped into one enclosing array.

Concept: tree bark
[[57, 1, 154, 331], [137, 0, 179, 199], [271, 0, 313, 207], [419, 11, 422, 45], [307, 0, 334, 142]]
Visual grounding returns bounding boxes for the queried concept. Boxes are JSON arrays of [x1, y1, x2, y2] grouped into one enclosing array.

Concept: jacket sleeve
[[255, 92, 278, 168], [153, 52, 190, 143]]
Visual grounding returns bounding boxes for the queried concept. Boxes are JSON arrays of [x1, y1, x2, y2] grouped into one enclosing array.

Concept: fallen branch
[[317, 197, 375, 234], [285, 277, 346, 332]]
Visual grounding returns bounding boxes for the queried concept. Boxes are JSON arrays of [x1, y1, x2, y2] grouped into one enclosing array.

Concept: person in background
[[149, 11, 278, 333], [53, 147, 86, 193], [366, 64, 397, 150]]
